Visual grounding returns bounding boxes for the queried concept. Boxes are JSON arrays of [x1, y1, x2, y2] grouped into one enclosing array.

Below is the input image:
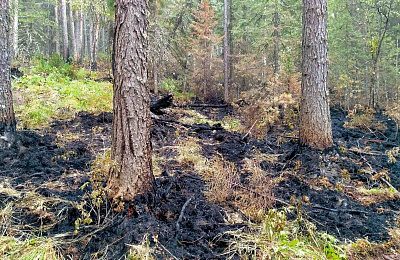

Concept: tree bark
[[107, 0, 153, 204], [61, 0, 69, 61], [54, 5, 60, 54], [0, 0, 16, 139], [68, 0, 77, 62], [223, 0, 229, 102], [299, 0, 333, 150]]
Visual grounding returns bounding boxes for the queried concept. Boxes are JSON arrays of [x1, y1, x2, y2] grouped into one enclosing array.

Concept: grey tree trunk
[[153, 60, 158, 95], [13, 0, 18, 59], [107, 0, 153, 205], [223, 0, 229, 102], [299, 0, 333, 150], [91, 14, 99, 71], [54, 5, 60, 54], [61, 0, 69, 61], [79, 9, 83, 62], [74, 9, 83, 62], [68, 0, 77, 62], [0, 0, 16, 141], [273, 1, 279, 74]]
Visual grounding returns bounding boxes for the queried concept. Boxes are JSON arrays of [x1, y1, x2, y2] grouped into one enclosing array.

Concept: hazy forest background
[[2, 0, 400, 258], [9, 0, 400, 110]]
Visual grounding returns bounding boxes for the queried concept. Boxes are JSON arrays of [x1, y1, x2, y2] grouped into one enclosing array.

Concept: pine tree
[[189, 0, 221, 101]]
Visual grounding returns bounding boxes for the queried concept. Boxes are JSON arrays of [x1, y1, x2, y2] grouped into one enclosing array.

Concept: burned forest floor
[[1, 99, 400, 259]]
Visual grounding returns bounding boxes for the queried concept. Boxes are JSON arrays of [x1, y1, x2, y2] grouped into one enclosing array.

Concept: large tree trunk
[[68, 0, 77, 62], [0, 0, 16, 140], [13, 0, 18, 59], [61, 0, 69, 61], [54, 5, 60, 54], [107, 0, 153, 205], [299, 0, 333, 150], [91, 14, 99, 71], [223, 0, 229, 102]]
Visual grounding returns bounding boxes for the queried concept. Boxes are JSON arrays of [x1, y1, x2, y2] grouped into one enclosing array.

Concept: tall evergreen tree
[[299, 0, 333, 150], [107, 0, 153, 206]]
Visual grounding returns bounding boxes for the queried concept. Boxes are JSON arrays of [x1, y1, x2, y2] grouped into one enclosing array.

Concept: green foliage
[[224, 208, 347, 260], [75, 150, 115, 234], [0, 236, 61, 260], [12, 58, 112, 129], [160, 78, 194, 104]]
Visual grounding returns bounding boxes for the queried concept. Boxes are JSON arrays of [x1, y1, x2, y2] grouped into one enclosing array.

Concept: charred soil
[[1, 107, 400, 259]]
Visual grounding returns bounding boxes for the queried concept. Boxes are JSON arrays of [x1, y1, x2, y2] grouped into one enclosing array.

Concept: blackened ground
[[0, 107, 399, 259]]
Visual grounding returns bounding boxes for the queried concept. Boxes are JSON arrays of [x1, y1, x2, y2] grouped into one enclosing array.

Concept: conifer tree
[[189, 0, 221, 101]]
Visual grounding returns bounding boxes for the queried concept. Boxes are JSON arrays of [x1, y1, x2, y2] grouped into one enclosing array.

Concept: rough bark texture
[[223, 0, 229, 102], [0, 0, 16, 137], [61, 0, 69, 61], [299, 0, 333, 150], [107, 0, 153, 203]]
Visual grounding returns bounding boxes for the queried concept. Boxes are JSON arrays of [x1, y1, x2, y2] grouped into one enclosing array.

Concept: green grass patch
[[223, 208, 347, 260], [13, 58, 112, 129], [0, 236, 62, 260]]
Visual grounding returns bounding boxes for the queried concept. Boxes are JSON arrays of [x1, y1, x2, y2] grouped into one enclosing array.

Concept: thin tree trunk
[[68, 0, 77, 62], [107, 0, 153, 205], [54, 5, 60, 54], [223, 0, 229, 102], [89, 14, 93, 66], [13, 0, 18, 59], [61, 0, 69, 61], [299, 0, 333, 150], [273, 0, 279, 74], [153, 61, 158, 95], [0, 0, 16, 140], [79, 8, 83, 62], [91, 14, 99, 71], [75, 9, 82, 62]]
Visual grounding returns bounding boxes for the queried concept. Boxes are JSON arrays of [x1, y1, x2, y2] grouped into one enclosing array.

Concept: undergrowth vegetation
[[223, 208, 347, 260], [13, 55, 112, 129]]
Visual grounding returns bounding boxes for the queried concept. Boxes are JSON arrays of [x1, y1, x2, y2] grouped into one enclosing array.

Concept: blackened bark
[[299, 0, 333, 150], [107, 0, 153, 204]]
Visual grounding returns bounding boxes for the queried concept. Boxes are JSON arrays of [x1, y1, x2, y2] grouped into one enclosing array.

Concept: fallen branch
[[186, 104, 228, 108], [157, 242, 180, 260], [348, 149, 386, 157], [176, 197, 193, 231], [312, 205, 369, 215], [380, 177, 400, 194], [151, 94, 174, 114], [242, 120, 258, 140]]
